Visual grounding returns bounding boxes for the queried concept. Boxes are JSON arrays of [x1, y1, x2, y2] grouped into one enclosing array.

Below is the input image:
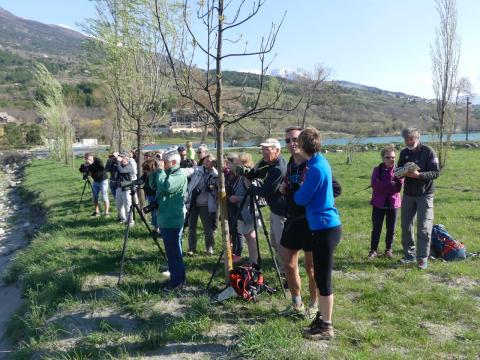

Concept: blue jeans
[[92, 179, 109, 203], [146, 194, 158, 228], [160, 227, 185, 287]]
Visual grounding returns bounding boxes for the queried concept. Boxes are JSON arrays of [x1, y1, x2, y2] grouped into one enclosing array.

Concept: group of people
[[79, 126, 440, 341]]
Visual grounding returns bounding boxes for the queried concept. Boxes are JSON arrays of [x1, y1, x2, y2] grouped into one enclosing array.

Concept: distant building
[[73, 139, 98, 147], [152, 109, 210, 135]]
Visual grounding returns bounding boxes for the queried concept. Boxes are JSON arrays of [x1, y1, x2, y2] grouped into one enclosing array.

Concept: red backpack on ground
[[229, 264, 275, 301]]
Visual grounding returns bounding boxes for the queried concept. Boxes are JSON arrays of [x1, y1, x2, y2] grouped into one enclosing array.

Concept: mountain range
[[0, 5, 478, 139]]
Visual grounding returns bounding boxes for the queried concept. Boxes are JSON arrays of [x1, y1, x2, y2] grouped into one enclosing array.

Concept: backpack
[[229, 264, 275, 301], [431, 224, 466, 261]]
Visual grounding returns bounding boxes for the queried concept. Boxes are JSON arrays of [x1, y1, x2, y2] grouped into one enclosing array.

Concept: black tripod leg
[[118, 205, 134, 285], [133, 202, 168, 264], [206, 248, 224, 292], [250, 196, 262, 268], [74, 180, 89, 221], [254, 198, 287, 299]]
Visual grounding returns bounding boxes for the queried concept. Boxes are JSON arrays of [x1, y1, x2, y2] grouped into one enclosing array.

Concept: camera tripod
[[117, 186, 167, 285], [206, 190, 287, 299], [74, 177, 94, 221]]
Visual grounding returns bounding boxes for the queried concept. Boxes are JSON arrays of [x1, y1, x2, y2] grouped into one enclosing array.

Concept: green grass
[[4, 149, 480, 359]]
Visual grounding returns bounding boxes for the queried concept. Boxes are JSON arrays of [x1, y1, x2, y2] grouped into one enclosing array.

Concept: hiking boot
[[304, 319, 334, 340], [367, 250, 378, 259], [400, 255, 415, 264], [385, 249, 393, 258], [417, 258, 428, 270], [280, 303, 305, 318]]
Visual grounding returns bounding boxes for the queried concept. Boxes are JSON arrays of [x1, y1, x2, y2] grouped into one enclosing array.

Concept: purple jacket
[[370, 164, 403, 209]]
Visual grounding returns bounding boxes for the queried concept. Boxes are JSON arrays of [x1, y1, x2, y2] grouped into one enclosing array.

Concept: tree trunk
[[215, 0, 232, 283], [137, 120, 145, 209], [201, 123, 208, 144], [116, 100, 123, 151], [216, 123, 232, 282]]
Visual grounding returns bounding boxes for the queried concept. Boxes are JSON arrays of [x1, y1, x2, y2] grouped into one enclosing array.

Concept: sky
[[0, 0, 478, 99]]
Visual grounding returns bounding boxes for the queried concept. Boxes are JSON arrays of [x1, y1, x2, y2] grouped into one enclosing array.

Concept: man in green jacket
[[149, 149, 188, 288]]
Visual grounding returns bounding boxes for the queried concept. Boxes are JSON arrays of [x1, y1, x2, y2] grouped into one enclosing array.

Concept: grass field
[[4, 148, 480, 359]]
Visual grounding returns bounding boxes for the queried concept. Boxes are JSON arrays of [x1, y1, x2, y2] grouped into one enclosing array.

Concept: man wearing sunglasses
[[279, 126, 342, 319]]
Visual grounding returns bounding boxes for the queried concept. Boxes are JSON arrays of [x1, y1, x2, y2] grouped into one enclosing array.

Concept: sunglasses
[[285, 137, 298, 144]]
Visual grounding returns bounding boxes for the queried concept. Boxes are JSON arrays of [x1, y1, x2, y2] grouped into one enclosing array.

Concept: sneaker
[[91, 211, 100, 217], [417, 258, 428, 270], [280, 303, 305, 318], [104, 212, 110, 218], [206, 247, 214, 255], [367, 250, 378, 259], [161, 281, 186, 293], [186, 251, 196, 257], [305, 305, 318, 321], [232, 254, 242, 263], [385, 249, 393, 259], [304, 319, 334, 340], [400, 255, 416, 264]]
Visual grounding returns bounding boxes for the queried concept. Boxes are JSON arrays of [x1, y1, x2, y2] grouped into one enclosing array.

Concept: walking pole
[[206, 248, 225, 292]]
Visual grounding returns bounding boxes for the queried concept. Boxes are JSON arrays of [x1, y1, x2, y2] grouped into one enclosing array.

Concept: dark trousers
[[312, 225, 342, 296], [228, 204, 243, 256], [188, 205, 215, 251], [370, 207, 398, 251]]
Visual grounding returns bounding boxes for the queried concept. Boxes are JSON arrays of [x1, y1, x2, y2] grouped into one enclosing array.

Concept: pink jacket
[[370, 164, 403, 209]]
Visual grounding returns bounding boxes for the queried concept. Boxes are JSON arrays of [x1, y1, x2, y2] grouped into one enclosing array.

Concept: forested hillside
[[0, 6, 478, 142]]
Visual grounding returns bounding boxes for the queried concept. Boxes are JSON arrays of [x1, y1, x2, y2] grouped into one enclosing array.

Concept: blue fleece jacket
[[294, 153, 341, 231]]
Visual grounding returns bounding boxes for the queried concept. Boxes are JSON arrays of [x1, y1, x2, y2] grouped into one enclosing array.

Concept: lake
[[144, 132, 480, 150]]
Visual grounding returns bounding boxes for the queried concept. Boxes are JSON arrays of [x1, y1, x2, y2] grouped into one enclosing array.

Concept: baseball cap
[[177, 146, 186, 152], [197, 144, 208, 152], [259, 138, 281, 149], [162, 149, 178, 161]]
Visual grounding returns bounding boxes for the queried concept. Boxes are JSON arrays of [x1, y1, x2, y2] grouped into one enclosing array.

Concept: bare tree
[[431, 0, 460, 169], [296, 63, 329, 128], [451, 76, 473, 136], [154, 0, 296, 281]]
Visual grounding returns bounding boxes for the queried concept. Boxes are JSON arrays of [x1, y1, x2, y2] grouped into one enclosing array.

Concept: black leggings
[[312, 225, 342, 296]]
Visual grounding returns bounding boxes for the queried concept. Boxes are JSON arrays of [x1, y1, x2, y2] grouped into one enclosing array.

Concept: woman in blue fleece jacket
[[294, 127, 342, 341]]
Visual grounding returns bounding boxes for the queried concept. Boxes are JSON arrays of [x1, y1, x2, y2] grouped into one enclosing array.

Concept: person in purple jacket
[[368, 145, 404, 259]]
